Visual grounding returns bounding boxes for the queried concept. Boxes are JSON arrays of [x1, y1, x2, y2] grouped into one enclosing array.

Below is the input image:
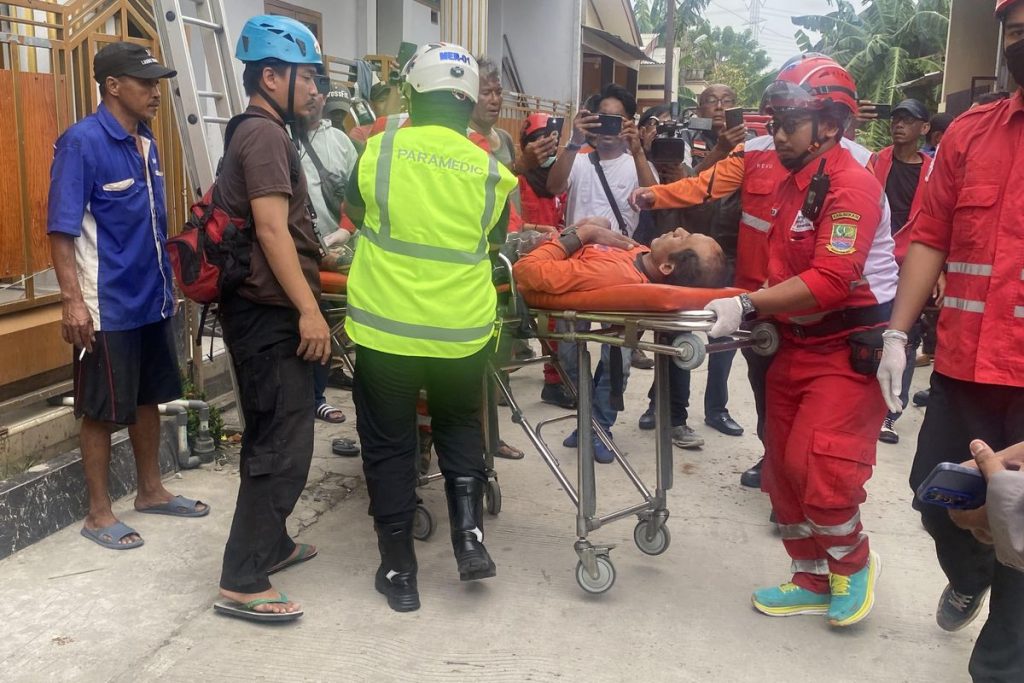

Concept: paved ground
[[0, 350, 979, 682]]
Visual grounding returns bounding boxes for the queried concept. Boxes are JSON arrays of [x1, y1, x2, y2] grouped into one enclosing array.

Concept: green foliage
[[180, 375, 224, 450], [792, 0, 950, 149]]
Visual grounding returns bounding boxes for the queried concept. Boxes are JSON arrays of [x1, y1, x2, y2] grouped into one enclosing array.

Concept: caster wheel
[[575, 555, 616, 594], [751, 322, 780, 357], [484, 479, 502, 516], [413, 504, 434, 541], [671, 332, 706, 370], [633, 521, 671, 556]]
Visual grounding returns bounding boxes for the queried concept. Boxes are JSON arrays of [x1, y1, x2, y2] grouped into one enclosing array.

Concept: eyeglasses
[[702, 96, 736, 108], [766, 115, 812, 136]]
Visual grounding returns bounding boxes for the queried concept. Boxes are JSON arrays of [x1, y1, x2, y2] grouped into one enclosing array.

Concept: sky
[[698, 0, 835, 67]]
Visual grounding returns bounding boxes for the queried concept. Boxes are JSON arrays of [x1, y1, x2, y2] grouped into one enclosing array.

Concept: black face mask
[[1005, 39, 1024, 89]]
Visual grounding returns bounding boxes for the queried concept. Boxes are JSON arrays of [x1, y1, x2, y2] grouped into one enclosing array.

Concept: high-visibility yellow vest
[[345, 121, 517, 358]]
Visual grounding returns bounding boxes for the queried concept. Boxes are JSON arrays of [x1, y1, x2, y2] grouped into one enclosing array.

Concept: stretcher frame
[[489, 254, 779, 593]]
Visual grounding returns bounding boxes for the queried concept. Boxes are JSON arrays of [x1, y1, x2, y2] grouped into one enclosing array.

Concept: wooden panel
[[0, 304, 69, 387], [18, 72, 60, 273], [0, 69, 26, 280]]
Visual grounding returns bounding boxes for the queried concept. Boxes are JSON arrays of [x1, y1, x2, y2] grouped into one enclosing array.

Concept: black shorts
[[72, 318, 183, 425]]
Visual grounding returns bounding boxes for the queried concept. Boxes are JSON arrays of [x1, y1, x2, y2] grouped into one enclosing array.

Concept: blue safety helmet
[[236, 15, 323, 66]]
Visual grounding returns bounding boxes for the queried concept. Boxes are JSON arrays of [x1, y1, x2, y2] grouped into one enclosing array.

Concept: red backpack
[[168, 114, 257, 304]]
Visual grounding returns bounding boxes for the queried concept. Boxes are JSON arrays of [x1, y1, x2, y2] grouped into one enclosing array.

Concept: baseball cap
[[929, 112, 954, 133], [94, 42, 176, 83], [324, 88, 352, 115], [891, 98, 929, 121]]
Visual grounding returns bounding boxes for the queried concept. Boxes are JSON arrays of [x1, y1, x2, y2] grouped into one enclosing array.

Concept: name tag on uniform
[[790, 212, 814, 233]]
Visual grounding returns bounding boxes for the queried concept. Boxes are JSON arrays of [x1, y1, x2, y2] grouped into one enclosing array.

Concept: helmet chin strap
[[782, 114, 824, 172], [256, 65, 300, 140]]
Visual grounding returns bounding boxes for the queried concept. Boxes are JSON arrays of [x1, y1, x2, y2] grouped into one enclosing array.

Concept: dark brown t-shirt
[[217, 106, 321, 306]]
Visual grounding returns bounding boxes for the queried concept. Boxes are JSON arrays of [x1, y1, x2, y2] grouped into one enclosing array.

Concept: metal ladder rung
[[203, 116, 231, 124], [181, 15, 221, 31], [197, 90, 224, 99]]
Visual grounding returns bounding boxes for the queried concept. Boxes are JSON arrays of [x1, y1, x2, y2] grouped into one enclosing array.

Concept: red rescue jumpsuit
[[762, 143, 899, 592]]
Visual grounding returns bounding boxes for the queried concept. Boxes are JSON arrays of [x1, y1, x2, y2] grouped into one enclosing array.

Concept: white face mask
[[540, 155, 557, 169]]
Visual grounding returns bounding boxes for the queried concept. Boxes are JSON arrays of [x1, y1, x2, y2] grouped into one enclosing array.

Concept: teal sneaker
[[751, 582, 830, 616], [828, 551, 882, 627]]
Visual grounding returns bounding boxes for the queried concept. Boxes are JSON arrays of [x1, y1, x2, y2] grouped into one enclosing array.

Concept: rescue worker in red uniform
[[878, 2, 1024, 678], [703, 58, 898, 627], [628, 54, 879, 488]]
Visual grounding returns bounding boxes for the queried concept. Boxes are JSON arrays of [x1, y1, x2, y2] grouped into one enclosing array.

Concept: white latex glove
[[877, 329, 909, 414], [706, 296, 743, 338]]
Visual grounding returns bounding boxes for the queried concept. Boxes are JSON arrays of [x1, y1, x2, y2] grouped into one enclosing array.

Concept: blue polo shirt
[[47, 103, 174, 332]]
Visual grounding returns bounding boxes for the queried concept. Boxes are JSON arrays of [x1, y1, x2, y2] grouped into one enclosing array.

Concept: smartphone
[[725, 106, 745, 130], [545, 116, 564, 140], [873, 103, 892, 119], [593, 113, 623, 136], [915, 462, 987, 510]]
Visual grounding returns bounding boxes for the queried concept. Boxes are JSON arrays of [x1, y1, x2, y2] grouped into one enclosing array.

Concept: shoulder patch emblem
[[827, 223, 857, 254], [830, 211, 861, 221]]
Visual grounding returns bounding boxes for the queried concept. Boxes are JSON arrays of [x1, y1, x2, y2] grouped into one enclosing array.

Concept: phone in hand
[[872, 103, 892, 119], [915, 462, 987, 510], [593, 113, 623, 136], [725, 106, 745, 130], [545, 116, 564, 140]]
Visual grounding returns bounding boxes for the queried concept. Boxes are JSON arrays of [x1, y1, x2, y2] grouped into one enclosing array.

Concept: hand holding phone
[[724, 107, 745, 131], [594, 114, 623, 137]]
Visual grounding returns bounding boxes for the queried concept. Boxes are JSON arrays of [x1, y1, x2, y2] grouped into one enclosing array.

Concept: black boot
[[445, 477, 497, 581], [374, 520, 420, 612]]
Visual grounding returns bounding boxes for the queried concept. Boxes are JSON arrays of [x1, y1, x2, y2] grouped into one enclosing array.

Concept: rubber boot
[[374, 520, 420, 612], [445, 476, 497, 581]]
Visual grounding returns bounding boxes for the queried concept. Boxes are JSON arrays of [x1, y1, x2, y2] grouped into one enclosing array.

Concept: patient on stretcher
[[511, 217, 727, 463]]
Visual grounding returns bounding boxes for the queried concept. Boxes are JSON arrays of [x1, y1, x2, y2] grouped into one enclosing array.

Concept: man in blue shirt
[[47, 42, 209, 551]]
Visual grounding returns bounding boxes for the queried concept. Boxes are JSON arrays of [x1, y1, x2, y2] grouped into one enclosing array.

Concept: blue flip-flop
[[81, 521, 144, 550], [137, 495, 210, 518]]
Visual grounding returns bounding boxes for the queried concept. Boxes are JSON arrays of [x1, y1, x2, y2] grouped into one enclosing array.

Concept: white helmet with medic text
[[400, 42, 479, 102]]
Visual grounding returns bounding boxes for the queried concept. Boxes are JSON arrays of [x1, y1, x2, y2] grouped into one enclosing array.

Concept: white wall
[[402, 0, 440, 47], [498, 0, 578, 103]]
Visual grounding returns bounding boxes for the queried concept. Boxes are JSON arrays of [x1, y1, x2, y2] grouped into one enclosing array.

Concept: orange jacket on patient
[[513, 240, 650, 295]]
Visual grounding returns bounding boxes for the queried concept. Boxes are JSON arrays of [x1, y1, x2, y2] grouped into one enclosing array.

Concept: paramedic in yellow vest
[[344, 43, 517, 614]]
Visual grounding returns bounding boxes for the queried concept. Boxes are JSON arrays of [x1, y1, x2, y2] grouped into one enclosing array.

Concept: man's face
[[771, 110, 816, 167], [267, 64, 319, 117], [472, 77, 502, 127], [890, 113, 928, 145], [1005, 3, 1024, 47], [699, 86, 736, 131], [929, 129, 946, 147], [593, 96, 627, 154], [650, 227, 721, 274], [108, 76, 162, 122], [307, 93, 326, 124]]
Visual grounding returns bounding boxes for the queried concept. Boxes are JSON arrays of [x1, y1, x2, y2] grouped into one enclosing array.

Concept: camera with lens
[[650, 112, 714, 163]]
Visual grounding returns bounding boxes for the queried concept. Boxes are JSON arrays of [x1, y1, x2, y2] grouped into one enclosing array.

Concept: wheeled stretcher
[[490, 257, 779, 593]]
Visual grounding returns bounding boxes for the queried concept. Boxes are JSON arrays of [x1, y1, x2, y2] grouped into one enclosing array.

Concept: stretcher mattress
[[320, 271, 348, 294], [522, 284, 745, 313]]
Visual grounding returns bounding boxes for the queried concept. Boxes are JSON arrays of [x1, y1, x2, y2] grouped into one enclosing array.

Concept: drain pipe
[[62, 398, 204, 469], [164, 399, 217, 463]]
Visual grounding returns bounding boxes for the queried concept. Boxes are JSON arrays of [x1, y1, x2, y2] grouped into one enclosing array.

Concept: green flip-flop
[[267, 543, 318, 575], [213, 593, 303, 623]]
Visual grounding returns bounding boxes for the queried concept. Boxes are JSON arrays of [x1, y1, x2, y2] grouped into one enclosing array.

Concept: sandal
[[494, 439, 525, 460], [213, 592, 303, 623], [80, 521, 144, 550], [315, 403, 346, 423], [268, 543, 318, 575], [331, 437, 360, 457]]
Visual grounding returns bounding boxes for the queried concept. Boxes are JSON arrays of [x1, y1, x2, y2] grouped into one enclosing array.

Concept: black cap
[[94, 42, 176, 83], [929, 112, 955, 132], [324, 88, 352, 115], [891, 98, 929, 121]]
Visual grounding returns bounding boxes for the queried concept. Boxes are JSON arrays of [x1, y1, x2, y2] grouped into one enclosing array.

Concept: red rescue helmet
[[521, 113, 552, 142], [761, 54, 859, 121], [997, 0, 1022, 16]]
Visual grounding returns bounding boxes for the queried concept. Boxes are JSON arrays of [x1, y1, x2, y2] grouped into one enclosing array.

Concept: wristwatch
[[738, 293, 757, 320], [558, 226, 584, 255]]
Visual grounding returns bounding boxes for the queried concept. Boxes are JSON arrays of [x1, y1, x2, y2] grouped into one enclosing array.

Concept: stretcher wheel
[[413, 504, 434, 541], [671, 332, 706, 370], [485, 478, 502, 516], [750, 322, 780, 357], [575, 555, 616, 594], [633, 521, 671, 556]]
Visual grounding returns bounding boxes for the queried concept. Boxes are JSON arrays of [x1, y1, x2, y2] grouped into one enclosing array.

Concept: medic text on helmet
[[439, 51, 471, 64], [396, 148, 485, 176]]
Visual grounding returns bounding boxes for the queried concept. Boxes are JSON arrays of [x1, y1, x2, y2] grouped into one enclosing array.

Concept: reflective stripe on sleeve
[[740, 211, 772, 232], [942, 297, 986, 314], [790, 559, 829, 575], [946, 262, 993, 276], [348, 305, 493, 342], [808, 512, 861, 537]]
